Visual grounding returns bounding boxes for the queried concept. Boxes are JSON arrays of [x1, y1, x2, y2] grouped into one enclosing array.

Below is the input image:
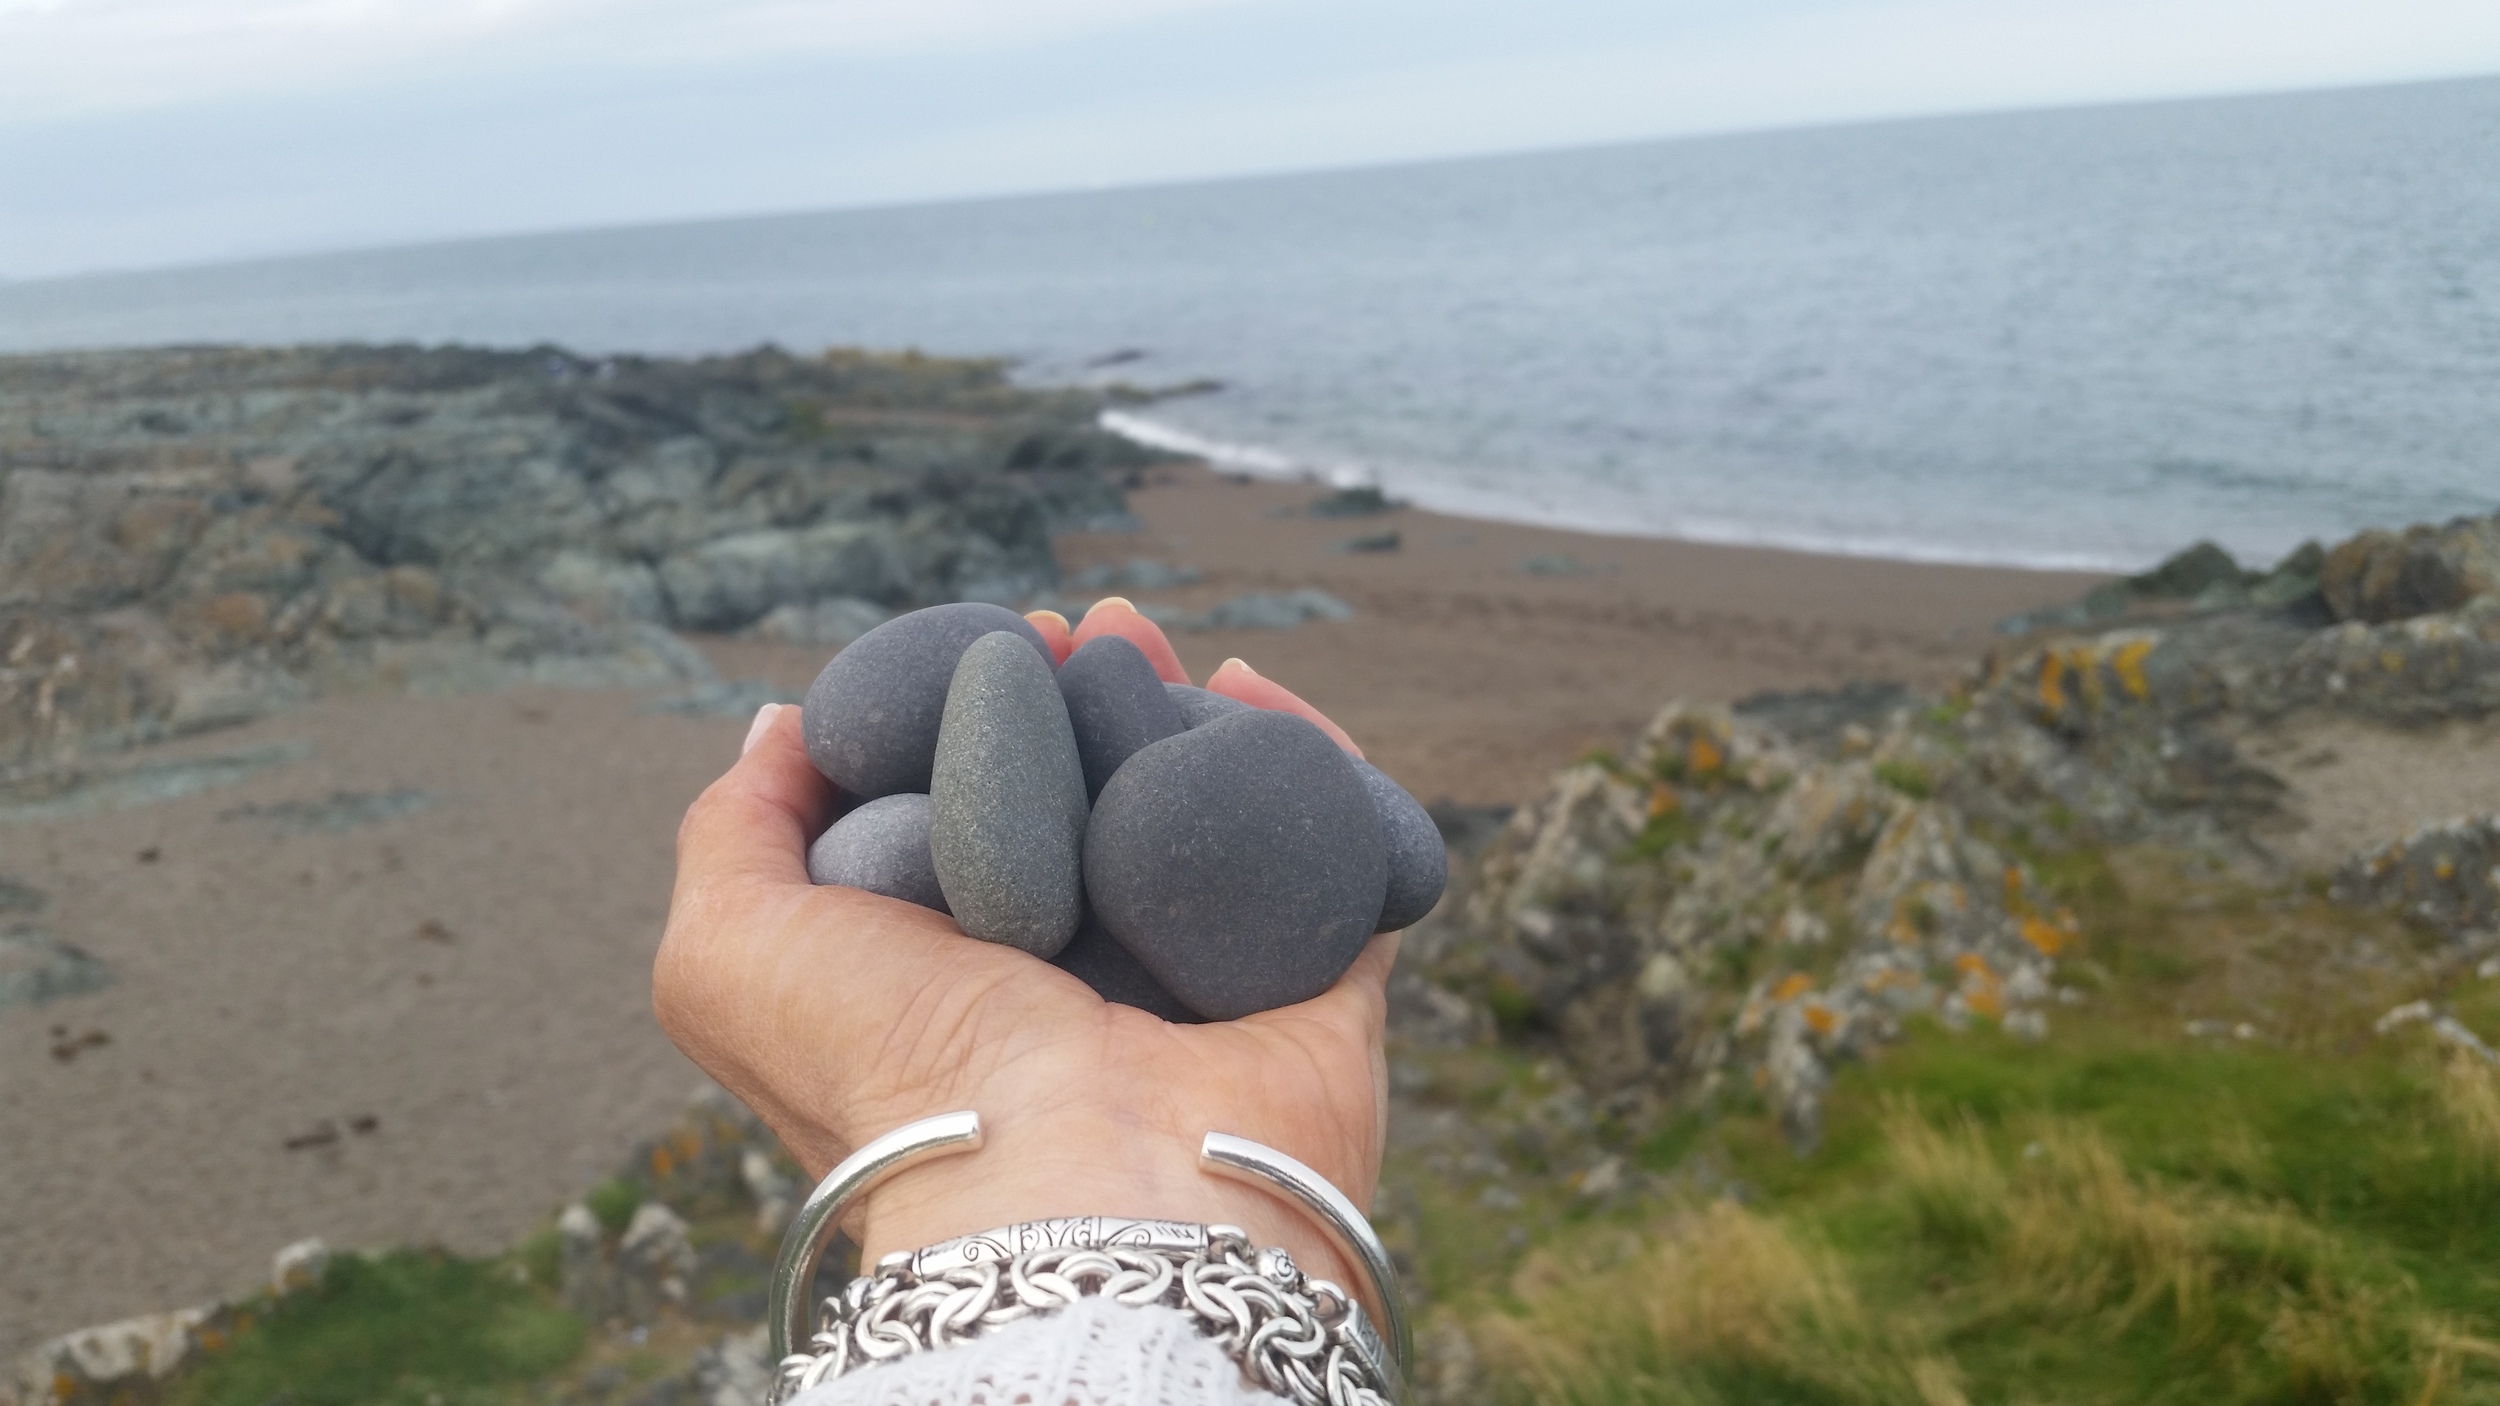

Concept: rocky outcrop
[[1403, 507, 2500, 1154], [0, 344, 1153, 771]]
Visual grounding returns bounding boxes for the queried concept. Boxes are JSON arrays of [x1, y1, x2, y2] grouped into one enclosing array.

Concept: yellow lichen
[[2020, 916, 2071, 957], [1802, 1002, 1838, 1036], [1771, 973, 1815, 1003], [1648, 782, 1680, 819], [2037, 652, 2067, 713], [2112, 638, 2155, 699], [1688, 734, 1725, 778]]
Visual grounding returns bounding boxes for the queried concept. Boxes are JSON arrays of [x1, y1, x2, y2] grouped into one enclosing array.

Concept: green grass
[[1439, 848, 2500, 1404], [169, 1251, 584, 1406]]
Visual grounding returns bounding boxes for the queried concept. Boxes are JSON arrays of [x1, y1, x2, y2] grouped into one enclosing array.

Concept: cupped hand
[[653, 623, 1395, 1292]]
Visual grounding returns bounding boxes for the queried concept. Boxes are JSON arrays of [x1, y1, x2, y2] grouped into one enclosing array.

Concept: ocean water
[[4, 77, 2498, 571]]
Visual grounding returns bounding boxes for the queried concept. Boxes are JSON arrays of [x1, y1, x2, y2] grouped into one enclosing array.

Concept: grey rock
[[1355, 761, 1448, 931], [1192, 589, 1355, 631], [1051, 909, 1204, 1023], [803, 604, 1052, 800], [930, 632, 1089, 956], [751, 597, 891, 648], [1071, 559, 1203, 590], [1084, 711, 1386, 1019], [807, 794, 949, 914], [1059, 636, 1188, 799], [1165, 683, 1252, 728], [0, 926, 112, 1012]]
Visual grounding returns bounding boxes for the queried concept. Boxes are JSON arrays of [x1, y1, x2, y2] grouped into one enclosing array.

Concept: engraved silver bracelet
[[763, 1112, 1407, 1406]]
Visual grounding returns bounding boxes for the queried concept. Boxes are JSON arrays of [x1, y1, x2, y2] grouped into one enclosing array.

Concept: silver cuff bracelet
[[763, 1111, 1407, 1406]]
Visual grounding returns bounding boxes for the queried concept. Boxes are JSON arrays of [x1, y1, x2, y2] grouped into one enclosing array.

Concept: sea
[[4, 75, 2497, 572]]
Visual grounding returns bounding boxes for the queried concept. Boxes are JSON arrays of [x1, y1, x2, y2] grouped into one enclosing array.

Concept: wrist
[[854, 1112, 1364, 1305]]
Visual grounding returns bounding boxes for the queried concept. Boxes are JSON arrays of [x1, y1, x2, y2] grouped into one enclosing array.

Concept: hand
[[652, 619, 1396, 1299]]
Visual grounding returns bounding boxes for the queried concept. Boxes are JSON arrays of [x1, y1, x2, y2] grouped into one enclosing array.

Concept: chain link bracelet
[[762, 1112, 1407, 1406], [772, 1217, 1394, 1406]]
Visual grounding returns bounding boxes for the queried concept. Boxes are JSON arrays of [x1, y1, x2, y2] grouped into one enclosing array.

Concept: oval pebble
[[1051, 910, 1204, 1024], [929, 631, 1089, 956], [802, 603, 1051, 800], [1163, 682, 1251, 729], [1060, 636, 1187, 799], [806, 794, 949, 915], [1354, 761, 1446, 931], [1083, 710, 1386, 1019]]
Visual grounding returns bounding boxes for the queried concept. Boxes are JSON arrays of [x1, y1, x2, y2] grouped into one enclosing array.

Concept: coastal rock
[[0, 343, 1157, 771], [1050, 910, 1205, 1023], [806, 794, 948, 914], [1165, 683, 1251, 728], [750, 597, 892, 649], [1356, 760, 1448, 931], [929, 632, 1088, 956], [1058, 636, 1187, 799], [2321, 517, 2500, 623], [803, 604, 1052, 800], [1084, 710, 1386, 1019]]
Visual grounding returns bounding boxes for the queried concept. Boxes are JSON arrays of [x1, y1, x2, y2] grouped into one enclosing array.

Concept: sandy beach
[[0, 464, 2100, 1358]]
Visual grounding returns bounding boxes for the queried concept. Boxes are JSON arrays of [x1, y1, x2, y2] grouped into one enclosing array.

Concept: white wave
[[1099, 409, 2138, 574], [1098, 410, 1366, 486]]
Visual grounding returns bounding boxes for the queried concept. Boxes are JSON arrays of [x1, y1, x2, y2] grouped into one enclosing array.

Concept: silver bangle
[[762, 1112, 1407, 1405]]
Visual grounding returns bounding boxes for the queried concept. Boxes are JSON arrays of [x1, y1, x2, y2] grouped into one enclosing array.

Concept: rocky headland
[[0, 342, 1149, 780]]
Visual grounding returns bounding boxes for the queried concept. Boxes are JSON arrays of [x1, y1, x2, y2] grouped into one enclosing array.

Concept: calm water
[[5, 77, 2498, 570]]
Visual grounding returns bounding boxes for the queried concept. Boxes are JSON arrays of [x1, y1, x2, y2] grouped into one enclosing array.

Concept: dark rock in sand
[[1059, 637, 1187, 799], [1051, 910, 1204, 1023], [1084, 710, 1386, 1019], [804, 604, 1051, 799], [1164, 683, 1250, 728], [930, 632, 1088, 956], [1355, 760, 1447, 932], [806, 794, 948, 914]]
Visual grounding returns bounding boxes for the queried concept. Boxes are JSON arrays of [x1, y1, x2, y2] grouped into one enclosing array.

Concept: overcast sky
[[4, 0, 2497, 281]]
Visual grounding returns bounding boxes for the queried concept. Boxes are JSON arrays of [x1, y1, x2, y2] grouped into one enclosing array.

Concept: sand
[[0, 465, 2101, 1359]]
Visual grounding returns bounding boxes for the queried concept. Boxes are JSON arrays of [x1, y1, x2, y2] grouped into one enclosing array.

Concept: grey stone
[[1356, 761, 1448, 931], [1164, 683, 1251, 728], [1084, 711, 1386, 1019], [1059, 636, 1187, 799], [807, 794, 949, 914], [803, 604, 1052, 800], [751, 597, 891, 648], [1051, 910, 1204, 1023], [930, 632, 1088, 956], [1192, 589, 1355, 631]]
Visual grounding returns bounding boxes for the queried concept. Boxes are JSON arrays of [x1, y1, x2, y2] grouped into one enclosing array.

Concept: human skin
[[653, 632, 1394, 1301]]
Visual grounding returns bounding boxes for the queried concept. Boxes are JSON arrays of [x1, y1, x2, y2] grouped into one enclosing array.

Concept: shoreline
[[1098, 410, 2149, 574]]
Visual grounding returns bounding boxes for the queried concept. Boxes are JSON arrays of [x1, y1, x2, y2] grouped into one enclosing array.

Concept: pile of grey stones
[[800, 604, 1445, 1021]]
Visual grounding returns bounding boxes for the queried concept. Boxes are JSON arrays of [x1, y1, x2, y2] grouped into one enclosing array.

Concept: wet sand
[[0, 463, 2100, 1358]]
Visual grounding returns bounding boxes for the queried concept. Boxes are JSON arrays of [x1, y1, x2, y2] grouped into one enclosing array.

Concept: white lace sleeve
[[783, 1296, 1284, 1406]]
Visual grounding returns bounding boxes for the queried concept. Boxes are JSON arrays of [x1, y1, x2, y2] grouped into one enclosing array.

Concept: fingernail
[[742, 703, 781, 756], [1221, 657, 1255, 676], [1092, 596, 1134, 613], [1028, 609, 1069, 630]]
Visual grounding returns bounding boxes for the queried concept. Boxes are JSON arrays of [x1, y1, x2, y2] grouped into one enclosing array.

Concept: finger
[[675, 703, 836, 897], [1025, 609, 1076, 666], [1203, 659, 1363, 758], [1073, 597, 1191, 684]]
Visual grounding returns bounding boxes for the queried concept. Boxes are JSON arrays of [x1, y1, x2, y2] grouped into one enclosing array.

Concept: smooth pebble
[[1354, 761, 1447, 931], [1163, 682, 1251, 729], [929, 631, 1089, 956], [1084, 710, 1386, 1019], [1051, 909, 1204, 1023], [1060, 636, 1188, 799], [803, 603, 1050, 799], [806, 794, 949, 914]]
